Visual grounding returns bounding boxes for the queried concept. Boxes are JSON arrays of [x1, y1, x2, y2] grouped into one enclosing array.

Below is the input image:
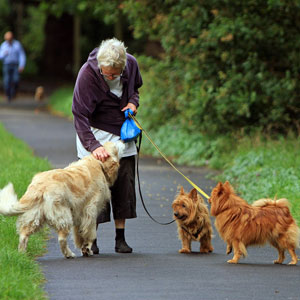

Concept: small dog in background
[[172, 187, 214, 254], [34, 86, 44, 102], [209, 181, 300, 264]]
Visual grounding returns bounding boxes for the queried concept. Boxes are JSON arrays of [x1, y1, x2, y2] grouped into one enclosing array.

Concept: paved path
[[0, 101, 299, 300]]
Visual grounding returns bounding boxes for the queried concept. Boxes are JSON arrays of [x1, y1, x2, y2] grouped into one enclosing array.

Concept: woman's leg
[[111, 156, 137, 253]]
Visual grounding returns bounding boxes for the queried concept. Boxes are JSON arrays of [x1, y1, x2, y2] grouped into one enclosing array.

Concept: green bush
[[126, 0, 300, 136]]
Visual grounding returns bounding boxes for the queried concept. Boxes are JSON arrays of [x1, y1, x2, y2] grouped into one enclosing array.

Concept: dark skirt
[[96, 155, 137, 224]]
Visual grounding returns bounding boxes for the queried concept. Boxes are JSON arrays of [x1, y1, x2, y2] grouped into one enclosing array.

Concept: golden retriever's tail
[[0, 183, 25, 216]]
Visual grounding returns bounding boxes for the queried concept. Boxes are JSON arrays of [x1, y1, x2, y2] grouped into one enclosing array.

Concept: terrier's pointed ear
[[188, 188, 198, 202], [180, 186, 185, 195]]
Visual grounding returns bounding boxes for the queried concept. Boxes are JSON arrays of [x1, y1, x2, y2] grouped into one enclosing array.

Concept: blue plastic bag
[[120, 109, 141, 143]]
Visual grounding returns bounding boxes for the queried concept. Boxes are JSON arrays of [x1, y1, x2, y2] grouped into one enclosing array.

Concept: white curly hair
[[97, 38, 127, 70]]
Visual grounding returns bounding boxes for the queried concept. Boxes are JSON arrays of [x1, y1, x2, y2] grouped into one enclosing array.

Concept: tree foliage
[[40, 0, 121, 25], [2, 0, 299, 135], [123, 0, 300, 135]]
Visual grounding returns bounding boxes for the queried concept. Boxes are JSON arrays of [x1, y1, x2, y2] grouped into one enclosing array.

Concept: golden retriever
[[0, 141, 124, 258], [209, 181, 299, 264]]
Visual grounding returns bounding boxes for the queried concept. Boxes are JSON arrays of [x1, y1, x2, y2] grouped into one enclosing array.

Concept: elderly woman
[[72, 38, 143, 254]]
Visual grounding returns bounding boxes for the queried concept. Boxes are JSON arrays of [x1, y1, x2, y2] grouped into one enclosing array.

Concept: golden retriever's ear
[[180, 186, 185, 195], [188, 188, 198, 202]]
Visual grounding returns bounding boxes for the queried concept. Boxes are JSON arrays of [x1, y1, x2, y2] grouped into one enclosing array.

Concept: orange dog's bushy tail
[[252, 198, 300, 248], [252, 198, 290, 208]]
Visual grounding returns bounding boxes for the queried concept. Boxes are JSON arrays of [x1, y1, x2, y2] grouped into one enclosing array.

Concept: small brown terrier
[[172, 187, 214, 254], [209, 181, 300, 264]]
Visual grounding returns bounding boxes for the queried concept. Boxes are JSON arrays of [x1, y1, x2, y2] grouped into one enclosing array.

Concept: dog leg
[[227, 240, 245, 264], [18, 228, 30, 252], [81, 224, 97, 257], [200, 234, 214, 253], [17, 212, 43, 252], [81, 242, 94, 257], [73, 225, 84, 249], [81, 240, 96, 257], [273, 246, 285, 264], [226, 243, 232, 255], [287, 247, 298, 265], [18, 222, 40, 252], [179, 234, 191, 253], [273, 232, 298, 265], [58, 230, 76, 258]]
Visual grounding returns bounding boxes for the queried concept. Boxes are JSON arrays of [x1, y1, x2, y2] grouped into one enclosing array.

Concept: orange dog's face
[[172, 187, 199, 224]]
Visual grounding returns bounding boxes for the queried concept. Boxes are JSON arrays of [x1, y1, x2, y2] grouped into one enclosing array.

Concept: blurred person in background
[[72, 38, 143, 254], [0, 31, 26, 102]]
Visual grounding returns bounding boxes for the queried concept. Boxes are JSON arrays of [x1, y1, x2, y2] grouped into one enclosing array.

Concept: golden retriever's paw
[[179, 248, 191, 254], [81, 246, 93, 257], [287, 261, 297, 266], [227, 259, 238, 264], [66, 251, 76, 259]]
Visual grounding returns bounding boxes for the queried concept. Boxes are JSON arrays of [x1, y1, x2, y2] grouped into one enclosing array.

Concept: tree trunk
[[114, 10, 123, 41], [15, 2, 24, 39], [73, 15, 81, 76]]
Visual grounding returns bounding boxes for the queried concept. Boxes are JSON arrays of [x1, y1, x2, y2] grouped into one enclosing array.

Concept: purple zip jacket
[[72, 48, 143, 152]]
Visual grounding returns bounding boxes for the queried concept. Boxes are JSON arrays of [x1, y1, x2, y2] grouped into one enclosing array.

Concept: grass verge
[[47, 87, 73, 119], [0, 123, 51, 300]]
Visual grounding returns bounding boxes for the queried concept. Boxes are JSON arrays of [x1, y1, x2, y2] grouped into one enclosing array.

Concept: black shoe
[[115, 240, 132, 253], [91, 239, 99, 254]]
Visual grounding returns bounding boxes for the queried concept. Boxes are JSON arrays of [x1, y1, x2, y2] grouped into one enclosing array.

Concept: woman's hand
[[92, 146, 110, 162], [121, 103, 137, 114]]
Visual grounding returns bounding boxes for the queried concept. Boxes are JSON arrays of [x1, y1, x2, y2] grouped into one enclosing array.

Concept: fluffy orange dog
[[209, 181, 299, 264], [172, 187, 213, 254]]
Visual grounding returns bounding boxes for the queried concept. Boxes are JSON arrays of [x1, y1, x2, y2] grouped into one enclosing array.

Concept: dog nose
[[174, 212, 179, 217]]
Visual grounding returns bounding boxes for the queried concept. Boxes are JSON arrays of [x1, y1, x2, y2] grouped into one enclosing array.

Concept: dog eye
[[182, 204, 186, 208]]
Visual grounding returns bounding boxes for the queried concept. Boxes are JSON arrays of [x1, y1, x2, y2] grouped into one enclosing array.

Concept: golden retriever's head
[[209, 181, 235, 216], [172, 187, 200, 225], [103, 141, 125, 162], [99, 141, 125, 186]]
